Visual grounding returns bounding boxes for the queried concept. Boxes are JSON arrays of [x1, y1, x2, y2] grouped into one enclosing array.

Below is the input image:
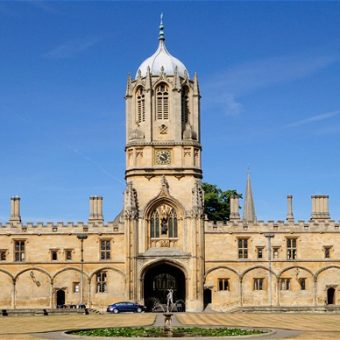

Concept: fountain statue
[[163, 289, 174, 336]]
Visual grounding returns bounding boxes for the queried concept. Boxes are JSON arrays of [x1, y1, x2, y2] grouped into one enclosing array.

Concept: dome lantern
[[135, 15, 188, 79]]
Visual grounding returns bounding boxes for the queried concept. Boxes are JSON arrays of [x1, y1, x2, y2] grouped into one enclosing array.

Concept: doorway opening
[[143, 262, 185, 311], [203, 288, 212, 309], [56, 289, 65, 308], [327, 287, 335, 305]]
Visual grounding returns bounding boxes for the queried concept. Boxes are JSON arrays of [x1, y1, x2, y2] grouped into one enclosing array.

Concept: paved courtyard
[[0, 312, 339, 339]]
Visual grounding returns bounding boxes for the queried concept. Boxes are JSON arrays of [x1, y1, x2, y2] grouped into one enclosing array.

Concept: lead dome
[[136, 17, 188, 78]]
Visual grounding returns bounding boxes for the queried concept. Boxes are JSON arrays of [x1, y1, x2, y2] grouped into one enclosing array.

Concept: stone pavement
[[0, 312, 339, 339]]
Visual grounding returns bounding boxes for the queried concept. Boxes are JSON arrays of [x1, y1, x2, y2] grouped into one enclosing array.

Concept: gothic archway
[[142, 262, 185, 311]]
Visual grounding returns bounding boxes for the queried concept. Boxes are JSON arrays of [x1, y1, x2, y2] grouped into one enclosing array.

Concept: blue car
[[107, 301, 147, 314]]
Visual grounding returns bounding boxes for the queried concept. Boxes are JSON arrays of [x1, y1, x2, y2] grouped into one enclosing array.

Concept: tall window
[[238, 238, 248, 259], [299, 278, 306, 290], [0, 250, 6, 261], [96, 271, 107, 293], [273, 247, 280, 259], [150, 205, 177, 238], [65, 249, 72, 261], [181, 86, 190, 125], [253, 278, 264, 290], [280, 278, 291, 290], [287, 238, 297, 260], [51, 250, 58, 261], [156, 83, 169, 120], [100, 240, 111, 260], [136, 87, 145, 123], [324, 246, 332, 259], [73, 282, 80, 293], [257, 247, 264, 259], [218, 278, 230, 291], [14, 240, 25, 262]]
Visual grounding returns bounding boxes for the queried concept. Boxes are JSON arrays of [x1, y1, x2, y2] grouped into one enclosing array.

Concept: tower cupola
[[136, 15, 188, 78]]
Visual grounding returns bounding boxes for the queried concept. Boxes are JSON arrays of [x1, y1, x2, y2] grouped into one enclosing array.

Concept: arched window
[[150, 210, 160, 238], [181, 86, 190, 125], [156, 83, 169, 120], [136, 87, 145, 123], [150, 204, 177, 238], [168, 209, 178, 238]]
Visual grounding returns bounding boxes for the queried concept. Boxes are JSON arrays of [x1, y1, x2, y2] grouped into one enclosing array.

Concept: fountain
[[163, 289, 174, 336]]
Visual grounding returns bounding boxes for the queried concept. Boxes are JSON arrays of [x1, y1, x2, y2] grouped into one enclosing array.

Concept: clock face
[[155, 150, 171, 165]]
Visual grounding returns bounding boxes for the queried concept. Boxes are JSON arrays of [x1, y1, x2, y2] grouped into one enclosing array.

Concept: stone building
[[0, 20, 339, 312]]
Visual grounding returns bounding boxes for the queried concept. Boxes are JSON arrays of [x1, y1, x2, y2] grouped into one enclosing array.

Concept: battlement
[[205, 219, 340, 233], [0, 220, 124, 234], [1, 195, 125, 234]]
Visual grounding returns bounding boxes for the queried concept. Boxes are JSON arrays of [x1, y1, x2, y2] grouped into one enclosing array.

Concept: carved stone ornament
[[124, 182, 138, 220], [183, 123, 193, 140], [129, 128, 145, 141], [192, 180, 204, 218], [160, 175, 170, 197], [159, 124, 168, 135]]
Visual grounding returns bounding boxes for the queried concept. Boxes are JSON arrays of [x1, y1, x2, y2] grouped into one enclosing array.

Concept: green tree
[[202, 183, 242, 222]]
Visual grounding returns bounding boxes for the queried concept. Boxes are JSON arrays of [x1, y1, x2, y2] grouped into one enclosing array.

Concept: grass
[[71, 326, 265, 337]]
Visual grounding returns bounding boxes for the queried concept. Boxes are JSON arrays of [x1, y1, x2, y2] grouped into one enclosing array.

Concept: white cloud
[[285, 110, 340, 128], [204, 52, 338, 116], [43, 36, 100, 60]]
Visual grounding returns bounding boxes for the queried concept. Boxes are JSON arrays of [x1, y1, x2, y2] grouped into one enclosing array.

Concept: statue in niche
[[161, 218, 168, 234]]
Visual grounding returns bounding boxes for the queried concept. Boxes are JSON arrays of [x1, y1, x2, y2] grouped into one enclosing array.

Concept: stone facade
[[0, 21, 339, 312]]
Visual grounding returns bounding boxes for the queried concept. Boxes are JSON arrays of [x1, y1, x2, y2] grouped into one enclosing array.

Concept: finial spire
[[159, 13, 165, 41], [243, 172, 257, 224]]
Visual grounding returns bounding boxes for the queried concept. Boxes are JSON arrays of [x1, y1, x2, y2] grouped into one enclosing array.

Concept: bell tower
[[124, 16, 205, 312]]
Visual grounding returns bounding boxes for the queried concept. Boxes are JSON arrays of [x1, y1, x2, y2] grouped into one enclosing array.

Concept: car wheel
[[113, 308, 119, 314], [136, 307, 142, 313]]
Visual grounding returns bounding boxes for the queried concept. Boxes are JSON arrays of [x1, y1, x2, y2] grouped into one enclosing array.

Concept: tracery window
[[238, 238, 248, 259], [96, 271, 107, 293], [287, 238, 297, 260], [100, 240, 111, 260], [136, 87, 145, 123], [14, 240, 25, 262], [156, 83, 169, 120], [150, 204, 177, 238], [181, 86, 190, 125]]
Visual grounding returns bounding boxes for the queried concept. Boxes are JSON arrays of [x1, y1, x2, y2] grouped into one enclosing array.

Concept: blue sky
[[1, 1, 340, 222]]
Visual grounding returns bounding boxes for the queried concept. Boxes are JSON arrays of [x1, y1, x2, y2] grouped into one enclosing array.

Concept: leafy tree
[[202, 183, 242, 222]]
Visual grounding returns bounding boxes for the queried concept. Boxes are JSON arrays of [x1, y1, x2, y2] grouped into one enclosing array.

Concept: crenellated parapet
[[0, 195, 124, 234], [205, 219, 340, 233], [0, 220, 124, 234]]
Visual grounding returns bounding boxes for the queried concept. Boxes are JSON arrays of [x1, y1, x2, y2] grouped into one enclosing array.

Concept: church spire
[[243, 173, 256, 224], [159, 13, 165, 41]]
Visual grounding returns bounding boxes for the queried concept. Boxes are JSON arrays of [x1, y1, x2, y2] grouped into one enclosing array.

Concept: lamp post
[[77, 233, 88, 307], [264, 233, 274, 308]]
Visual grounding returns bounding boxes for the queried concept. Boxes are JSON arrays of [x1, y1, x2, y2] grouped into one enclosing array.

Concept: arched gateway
[[142, 262, 186, 311]]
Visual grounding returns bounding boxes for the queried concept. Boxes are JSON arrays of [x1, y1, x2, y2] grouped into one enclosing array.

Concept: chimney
[[10, 196, 21, 224], [286, 195, 294, 222], [89, 196, 103, 223], [311, 195, 330, 220], [229, 194, 240, 221]]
